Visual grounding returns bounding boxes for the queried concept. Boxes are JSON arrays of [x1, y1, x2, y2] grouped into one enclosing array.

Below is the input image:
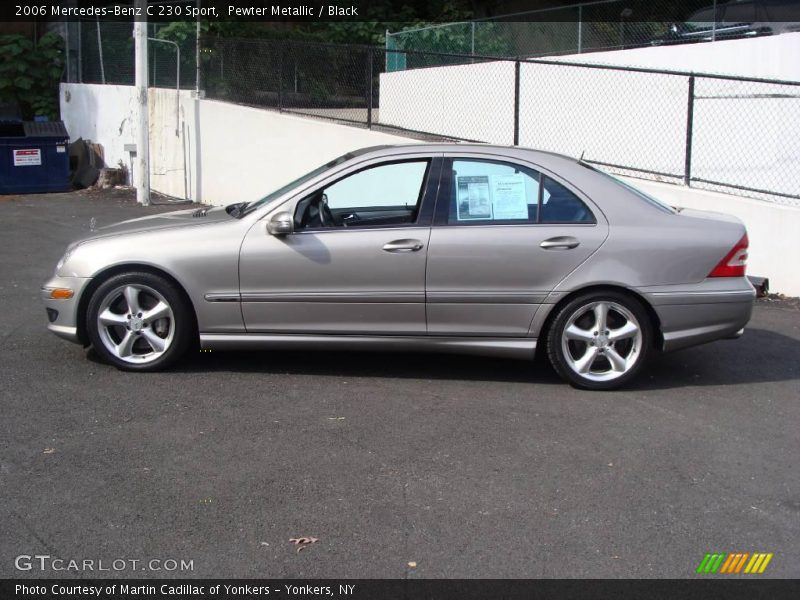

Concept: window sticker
[[491, 174, 528, 220], [456, 175, 492, 220]]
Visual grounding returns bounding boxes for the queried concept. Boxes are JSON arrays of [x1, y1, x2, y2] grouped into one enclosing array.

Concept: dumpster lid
[[23, 121, 69, 138]]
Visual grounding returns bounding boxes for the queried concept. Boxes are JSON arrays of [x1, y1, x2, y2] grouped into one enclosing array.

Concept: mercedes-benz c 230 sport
[[43, 144, 755, 390]]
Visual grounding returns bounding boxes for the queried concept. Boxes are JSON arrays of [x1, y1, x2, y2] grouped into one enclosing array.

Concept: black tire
[[546, 290, 653, 390], [86, 271, 194, 371]]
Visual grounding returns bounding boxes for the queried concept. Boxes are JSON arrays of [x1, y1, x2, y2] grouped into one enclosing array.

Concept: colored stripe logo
[[696, 552, 773, 574]]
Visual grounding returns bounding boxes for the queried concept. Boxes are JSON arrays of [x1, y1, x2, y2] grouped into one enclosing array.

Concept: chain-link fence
[[69, 20, 195, 89], [67, 23, 800, 206], [386, 0, 793, 64], [197, 38, 800, 206]]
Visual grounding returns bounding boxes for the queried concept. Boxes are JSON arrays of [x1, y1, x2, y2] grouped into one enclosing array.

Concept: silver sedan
[[43, 144, 755, 389]]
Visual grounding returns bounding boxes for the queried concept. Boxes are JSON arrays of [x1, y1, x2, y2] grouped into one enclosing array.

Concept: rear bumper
[[41, 275, 92, 344], [641, 278, 756, 352]]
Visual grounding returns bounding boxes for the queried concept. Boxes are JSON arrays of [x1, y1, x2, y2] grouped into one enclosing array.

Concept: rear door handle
[[540, 236, 580, 250], [383, 239, 424, 253]]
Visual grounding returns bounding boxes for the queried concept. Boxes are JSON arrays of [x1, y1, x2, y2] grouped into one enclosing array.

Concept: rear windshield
[[580, 163, 677, 214]]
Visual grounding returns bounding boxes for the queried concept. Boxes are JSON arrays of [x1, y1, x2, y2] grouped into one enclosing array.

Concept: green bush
[[0, 32, 65, 120]]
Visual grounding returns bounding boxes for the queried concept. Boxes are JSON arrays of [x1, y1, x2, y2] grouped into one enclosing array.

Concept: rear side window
[[443, 159, 594, 225], [447, 159, 540, 224], [541, 177, 595, 223]]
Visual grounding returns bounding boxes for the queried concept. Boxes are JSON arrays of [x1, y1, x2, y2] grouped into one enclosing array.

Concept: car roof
[[357, 143, 586, 173], [353, 143, 675, 224], [359, 142, 577, 161]]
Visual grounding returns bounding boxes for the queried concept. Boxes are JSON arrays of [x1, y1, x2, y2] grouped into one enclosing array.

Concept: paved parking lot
[[1, 190, 798, 578]]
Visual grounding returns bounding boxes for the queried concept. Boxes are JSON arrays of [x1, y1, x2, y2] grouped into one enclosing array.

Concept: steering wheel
[[318, 194, 335, 227]]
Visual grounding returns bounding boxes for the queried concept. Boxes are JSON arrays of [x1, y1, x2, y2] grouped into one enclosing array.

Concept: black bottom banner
[[2, 579, 799, 600]]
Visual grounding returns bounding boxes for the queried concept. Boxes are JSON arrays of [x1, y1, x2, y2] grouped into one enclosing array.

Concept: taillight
[[709, 233, 748, 278]]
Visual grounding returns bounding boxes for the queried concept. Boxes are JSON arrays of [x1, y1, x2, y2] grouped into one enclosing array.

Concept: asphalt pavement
[[1, 190, 798, 579]]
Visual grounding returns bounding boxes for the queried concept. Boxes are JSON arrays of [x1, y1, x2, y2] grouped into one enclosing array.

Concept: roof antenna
[[579, 149, 586, 162]]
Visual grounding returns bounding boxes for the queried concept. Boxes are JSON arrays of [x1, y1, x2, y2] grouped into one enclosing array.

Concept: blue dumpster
[[0, 120, 71, 194]]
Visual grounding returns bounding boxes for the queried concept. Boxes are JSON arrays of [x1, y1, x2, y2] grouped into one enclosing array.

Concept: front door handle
[[383, 239, 424, 253], [540, 236, 580, 250]]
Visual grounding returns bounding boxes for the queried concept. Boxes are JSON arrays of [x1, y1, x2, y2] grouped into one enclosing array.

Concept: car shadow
[[172, 346, 563, 385], [631, 327, 800, 390], [167, 327, 799, 389]]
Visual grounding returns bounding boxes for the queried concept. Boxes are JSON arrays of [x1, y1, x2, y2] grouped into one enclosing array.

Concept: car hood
[[79, 206, 231, 242]]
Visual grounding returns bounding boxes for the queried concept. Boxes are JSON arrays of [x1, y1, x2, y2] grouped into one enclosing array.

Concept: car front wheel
[[86, 272, 193, 371], [547, 291, 652, 390]]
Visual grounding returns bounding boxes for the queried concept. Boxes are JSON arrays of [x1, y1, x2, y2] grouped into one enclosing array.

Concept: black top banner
[[5, 0, 800, 24]]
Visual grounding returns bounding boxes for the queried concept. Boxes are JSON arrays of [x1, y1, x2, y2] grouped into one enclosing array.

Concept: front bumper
[[642, 278, 756, 352], [41, 275, 92, 344]]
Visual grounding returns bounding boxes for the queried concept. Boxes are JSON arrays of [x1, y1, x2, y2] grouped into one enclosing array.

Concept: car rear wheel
[[86, 272, 193, 371], [547, 291, 652, 390]]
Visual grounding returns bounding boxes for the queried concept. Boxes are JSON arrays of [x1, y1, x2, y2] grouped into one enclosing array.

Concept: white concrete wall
[[60, 83, 138, 170], [60, 83, 416, 206], [553, 32, 800, 81], [622, 177, 800, 296], [59, 83, 194, 196], [516, 62, 688, 177], [148, 88, 197, 200], [193, 100, 416, 205], [379, 61, 516, 143]]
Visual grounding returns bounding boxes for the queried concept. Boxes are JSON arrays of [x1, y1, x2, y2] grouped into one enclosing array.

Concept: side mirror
[[267, 212, 294, 236]]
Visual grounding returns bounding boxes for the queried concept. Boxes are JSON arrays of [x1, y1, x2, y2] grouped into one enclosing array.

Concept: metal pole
[[513, 61, 520, 146], [177, 45, 180, 129], [77, 20, 82, 83], [134, 0, 150, 206], [96, 18, 105, 84], [471, 22, 475, 56], [577, 6, 583, 53], [366, 49, 373, 128], [195, 0, 201, 94], [711, 0, 717, 42], [64, 23, 71, 82], [278, 46, 284, 112], [684, 75, 695, 186]]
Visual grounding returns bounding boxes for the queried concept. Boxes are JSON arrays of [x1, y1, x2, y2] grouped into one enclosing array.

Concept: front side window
[[294, 160, 429, 229], [443, 159, 594, 225]]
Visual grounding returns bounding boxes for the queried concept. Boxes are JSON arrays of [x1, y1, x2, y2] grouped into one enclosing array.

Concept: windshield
[[239, 153, 355, 217], [580, 162, 677, 214]]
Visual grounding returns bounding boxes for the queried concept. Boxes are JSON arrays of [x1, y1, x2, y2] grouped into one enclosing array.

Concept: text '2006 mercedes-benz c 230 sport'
[[42, 144, 755, 390]]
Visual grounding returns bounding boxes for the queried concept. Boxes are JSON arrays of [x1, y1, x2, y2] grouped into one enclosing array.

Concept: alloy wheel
[[95, 284, 175, 365], [560, 301, 643, 383]]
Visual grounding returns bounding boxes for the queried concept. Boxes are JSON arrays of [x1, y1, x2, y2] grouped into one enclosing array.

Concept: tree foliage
[[0, 33, 64, 120], [153, 0, 481, 47]]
